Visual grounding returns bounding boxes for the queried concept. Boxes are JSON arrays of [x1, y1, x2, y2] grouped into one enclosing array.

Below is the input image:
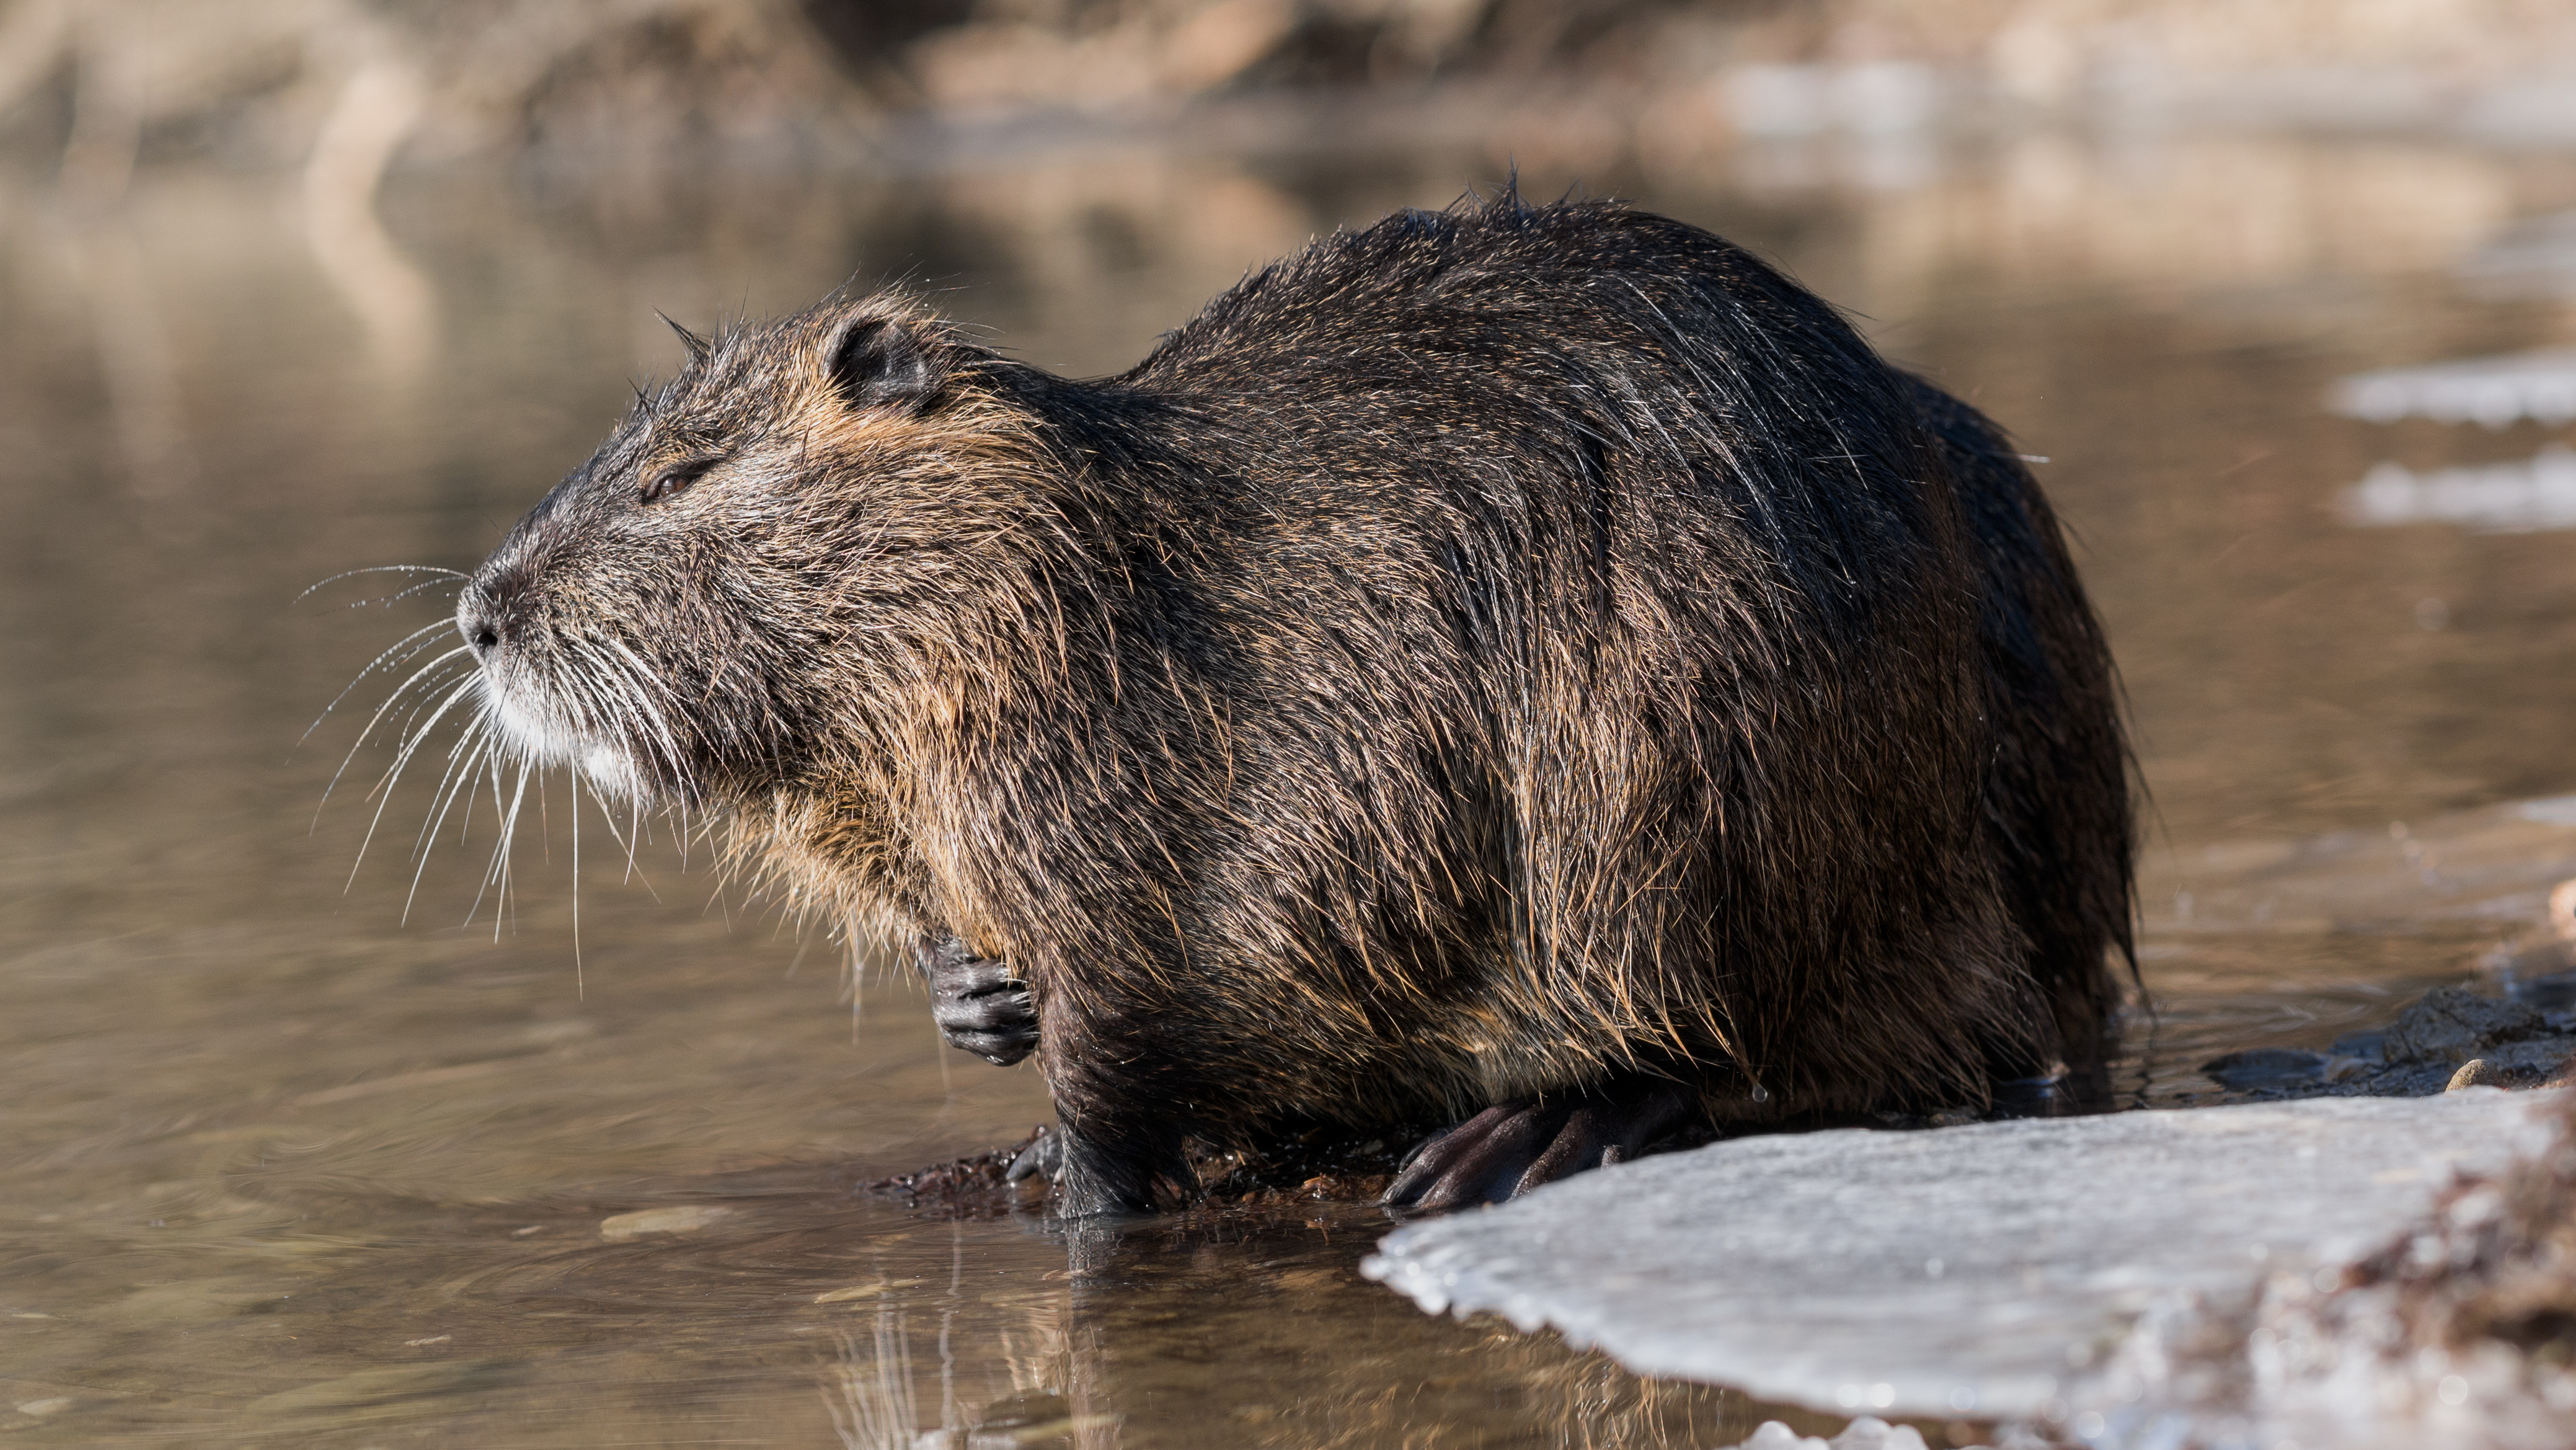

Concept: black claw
[[918, 936, 1039, 1065], [1006, 1128, 1063, 1182], [1394, 1122, 1451, 1175], [1383, 1079, 1695, 1212]]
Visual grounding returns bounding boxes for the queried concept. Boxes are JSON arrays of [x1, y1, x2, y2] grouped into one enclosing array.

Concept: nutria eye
[[640, 458, 714, 505]]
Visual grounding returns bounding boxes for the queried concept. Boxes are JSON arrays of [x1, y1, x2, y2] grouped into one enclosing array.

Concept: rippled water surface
[[7, 131, 2576, 1445]]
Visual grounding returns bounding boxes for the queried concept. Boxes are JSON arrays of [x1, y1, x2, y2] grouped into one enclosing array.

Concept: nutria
[[453, 191, 2133, 1217]]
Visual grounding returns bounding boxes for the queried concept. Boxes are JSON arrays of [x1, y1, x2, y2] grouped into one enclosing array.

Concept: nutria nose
[[459, 595, 502, 659], [460, 548, 542, 659], [459, 567, 524, 660]]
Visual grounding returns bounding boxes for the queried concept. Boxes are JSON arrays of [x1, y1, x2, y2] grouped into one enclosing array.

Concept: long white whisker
[[404, 727, 492, 925], [294, 564, 467, 606], [626, 794, 645, 886], [469, 749, 511, 928], [347, 672, 481, 891], [311, 638, 469, 821], [303, 619, 457, 749], [323, 643, 471, 800], [362, 664, 481, 809], [571, 768, 584, 1001], [409, 708, 490, 865], [503, 759, 529, 936], [600, 636, 691, 788], [475, 755, 532, 936], [578, 776, 660, 904], [451, 726, 484, 847], [371, 577, 467, 608]]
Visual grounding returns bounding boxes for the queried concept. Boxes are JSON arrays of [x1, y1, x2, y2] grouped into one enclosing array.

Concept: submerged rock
[[1361, 1092, 2569, 1447], [2198, 1047, 2330, 1090]]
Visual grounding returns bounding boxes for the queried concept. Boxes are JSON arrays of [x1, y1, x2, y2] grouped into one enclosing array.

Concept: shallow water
[[5, 128, 2576, 1444]]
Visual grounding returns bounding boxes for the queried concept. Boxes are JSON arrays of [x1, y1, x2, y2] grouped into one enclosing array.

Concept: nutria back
[[457, 192, 2133, 1216]]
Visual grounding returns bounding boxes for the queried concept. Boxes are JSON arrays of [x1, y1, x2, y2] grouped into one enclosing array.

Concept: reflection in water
[[797, 1204, 1753, 1450], [2344, 448, 2576, 533], [304, 58, 438, 381], [828, 1312, 927, 1449], [4, 122, 2576, 1442], [2332, 347, 2576, 427], [55, 218, 194, 497]]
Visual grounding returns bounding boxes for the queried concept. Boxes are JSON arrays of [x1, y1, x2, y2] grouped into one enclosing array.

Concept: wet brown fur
[[459, 193, 2135, 1215]]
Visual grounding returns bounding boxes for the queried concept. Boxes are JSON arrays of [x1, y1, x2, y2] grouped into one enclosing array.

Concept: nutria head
[[455, 295, 1049, 829]]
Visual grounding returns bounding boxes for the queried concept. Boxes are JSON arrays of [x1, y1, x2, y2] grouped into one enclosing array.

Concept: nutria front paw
[[918, 937, 1038, 1065], [1383, 1078, 1694, 1212]]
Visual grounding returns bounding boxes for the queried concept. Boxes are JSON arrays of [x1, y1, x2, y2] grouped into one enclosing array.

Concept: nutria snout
[[457, 190, 2133, 1217]]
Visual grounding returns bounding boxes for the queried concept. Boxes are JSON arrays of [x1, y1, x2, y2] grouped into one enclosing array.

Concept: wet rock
[[2200, 1048, 2329, 1090], [2192, 984, 2575, 1109], [2382, 985, 2546, 1065], [1361, 1092, 2565, 1436]]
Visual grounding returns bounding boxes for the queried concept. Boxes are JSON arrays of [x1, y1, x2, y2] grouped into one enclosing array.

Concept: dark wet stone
[[2200, 1047, 2329, 1090], [2381, 985, 2547, 1065]]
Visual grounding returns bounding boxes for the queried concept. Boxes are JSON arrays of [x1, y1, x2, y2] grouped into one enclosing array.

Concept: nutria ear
[[826, 315, 940, 412]]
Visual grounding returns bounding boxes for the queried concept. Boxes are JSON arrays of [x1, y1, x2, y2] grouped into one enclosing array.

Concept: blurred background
[[10, 2, 2576, 1445]]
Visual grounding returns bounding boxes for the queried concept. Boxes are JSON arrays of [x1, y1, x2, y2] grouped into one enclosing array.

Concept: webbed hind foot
[[1384, 1077, 1694, 1212]]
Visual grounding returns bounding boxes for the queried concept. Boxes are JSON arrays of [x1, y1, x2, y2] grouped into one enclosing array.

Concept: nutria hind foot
[[1010, 1120, 1180, 1220], [1004, 1125, 1062, 1183], [919, 936, 1037, 1065], [1384, 1077, 1697, 1212]]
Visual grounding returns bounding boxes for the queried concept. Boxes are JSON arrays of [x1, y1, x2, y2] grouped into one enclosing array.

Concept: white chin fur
[[477, 669, 648, 804], [577, 744, 645, 801]]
